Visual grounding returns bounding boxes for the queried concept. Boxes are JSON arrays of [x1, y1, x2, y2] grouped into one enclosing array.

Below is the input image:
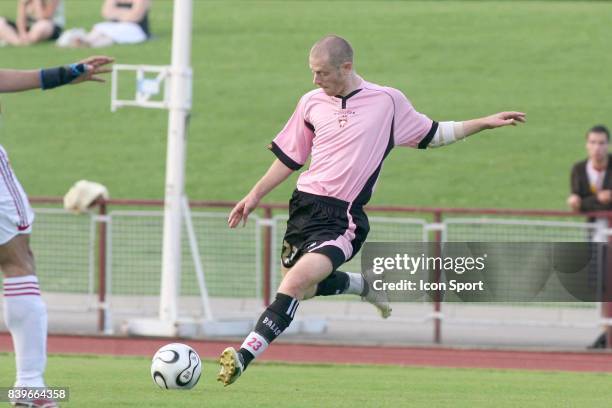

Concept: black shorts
[[281, 190, 370, 271], [6, 19, 63, 41]]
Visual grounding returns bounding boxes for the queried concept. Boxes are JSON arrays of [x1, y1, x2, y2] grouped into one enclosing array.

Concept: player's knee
[[278, 277, 309, 300]]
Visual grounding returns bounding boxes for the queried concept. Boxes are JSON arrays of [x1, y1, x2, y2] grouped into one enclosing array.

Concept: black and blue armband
[[40, 63, 87, 90]]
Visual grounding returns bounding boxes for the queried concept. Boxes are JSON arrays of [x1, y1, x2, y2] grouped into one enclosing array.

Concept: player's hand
[[483, 111, 526, 129], [228, 194, 260, 228], [72, 56, 114, 84], [597, 190, 612, 204], [567, 194, 582, 212]]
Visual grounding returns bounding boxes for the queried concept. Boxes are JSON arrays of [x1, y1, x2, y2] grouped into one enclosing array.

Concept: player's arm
[[427, 112, 526, 148], [228, 94, 312, 227], [0, 56, 114, 93], [0, 70, 40, 92], [228, 159, 294, 228]]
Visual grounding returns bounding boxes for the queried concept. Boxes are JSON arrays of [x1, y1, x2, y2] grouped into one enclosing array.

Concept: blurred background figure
[[567, 124, 612, 349], [567, 125, 612, 213], [0, 0, 64, 46], [57, 0, 151, 48]]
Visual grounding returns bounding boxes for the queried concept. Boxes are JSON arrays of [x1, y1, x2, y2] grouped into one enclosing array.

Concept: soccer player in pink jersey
[[217, 35, 525, 386], [0, 56, 112, 407]]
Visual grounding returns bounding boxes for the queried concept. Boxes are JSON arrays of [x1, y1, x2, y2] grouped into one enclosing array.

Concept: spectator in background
[[0, 0, 64, 46], [567, 125, 612, 213], [567, 124, 612, 349], [57, 0, 150, 48]]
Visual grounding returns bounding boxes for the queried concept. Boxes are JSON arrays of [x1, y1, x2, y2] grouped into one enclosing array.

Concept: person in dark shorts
[[218, 35, 526, 386], [0, 0, 64, 46]]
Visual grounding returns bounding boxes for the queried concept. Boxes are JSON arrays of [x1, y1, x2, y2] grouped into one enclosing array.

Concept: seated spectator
[[57, 0, 150, 48], [0, 0, 64, 46]]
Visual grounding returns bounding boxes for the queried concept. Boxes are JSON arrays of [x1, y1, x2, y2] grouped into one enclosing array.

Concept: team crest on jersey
[[334, 109, 356, 128]]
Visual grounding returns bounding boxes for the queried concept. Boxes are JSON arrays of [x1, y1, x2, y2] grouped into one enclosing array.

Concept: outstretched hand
[[228, 194, 260, 228], [482, 111, 526, 129], [72, 56, 114, 84]]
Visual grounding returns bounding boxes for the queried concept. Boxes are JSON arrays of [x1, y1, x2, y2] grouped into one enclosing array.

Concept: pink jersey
[[270, 78, 436, 206]]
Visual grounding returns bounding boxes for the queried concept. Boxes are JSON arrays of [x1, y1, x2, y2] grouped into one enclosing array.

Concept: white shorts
[[0, 145, 34, 245], [92, 21, 147, 44]]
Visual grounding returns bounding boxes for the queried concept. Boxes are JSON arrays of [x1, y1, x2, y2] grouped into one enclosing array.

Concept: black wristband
[[40, 63, 87, 90]]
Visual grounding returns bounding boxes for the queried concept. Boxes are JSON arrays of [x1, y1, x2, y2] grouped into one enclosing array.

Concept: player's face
[[309, 55, 347, 96], [586, 132, 609, 162]]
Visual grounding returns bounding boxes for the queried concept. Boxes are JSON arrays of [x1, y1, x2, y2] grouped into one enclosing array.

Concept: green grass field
[[1, 353, 612, 407], [1, 1, 611, 209], [1, 4, 610, 405]]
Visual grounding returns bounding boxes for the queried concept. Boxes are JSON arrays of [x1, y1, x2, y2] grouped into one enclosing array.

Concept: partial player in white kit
[[217, 35, 526, 386], [0, 56, 113, 407]]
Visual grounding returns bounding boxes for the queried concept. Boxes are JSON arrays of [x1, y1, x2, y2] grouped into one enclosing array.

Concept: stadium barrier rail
[[22, 197, 612, 348]]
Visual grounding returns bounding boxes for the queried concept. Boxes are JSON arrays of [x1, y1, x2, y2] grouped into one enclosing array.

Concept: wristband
[[40, 63, 87, 90]]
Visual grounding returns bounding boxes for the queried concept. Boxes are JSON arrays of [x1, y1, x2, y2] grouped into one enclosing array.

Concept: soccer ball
[[151, 343, 202, 390]]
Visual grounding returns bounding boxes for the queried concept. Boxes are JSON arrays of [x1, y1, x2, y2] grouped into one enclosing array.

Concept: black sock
[[315, 270, 350, 296], [238, 293, 299, 369], [237, 348, 252, 367]]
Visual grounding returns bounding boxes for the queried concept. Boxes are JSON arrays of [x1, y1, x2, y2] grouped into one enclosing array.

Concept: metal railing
[[25, 196, 612, 346]]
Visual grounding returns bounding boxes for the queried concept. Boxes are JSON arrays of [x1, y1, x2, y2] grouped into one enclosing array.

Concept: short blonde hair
[[310, 35, 353, 68]]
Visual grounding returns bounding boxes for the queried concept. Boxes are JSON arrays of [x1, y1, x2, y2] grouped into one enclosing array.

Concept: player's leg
[[218, 252, 333, 386], [25, 20, 54, 43], [309, 270, 390, 319], [309, 206, 391, 316], [280, 264, 290, 278], [0, 18, 22, 46], [281, 242, 390, 317], [1, 234, 48, 389], [280, 238, 359, 300], [277, 252, 332, 299], [311, 269, 363, 298], [312, 267, 391, 317], [281, 239, 389, 314]]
